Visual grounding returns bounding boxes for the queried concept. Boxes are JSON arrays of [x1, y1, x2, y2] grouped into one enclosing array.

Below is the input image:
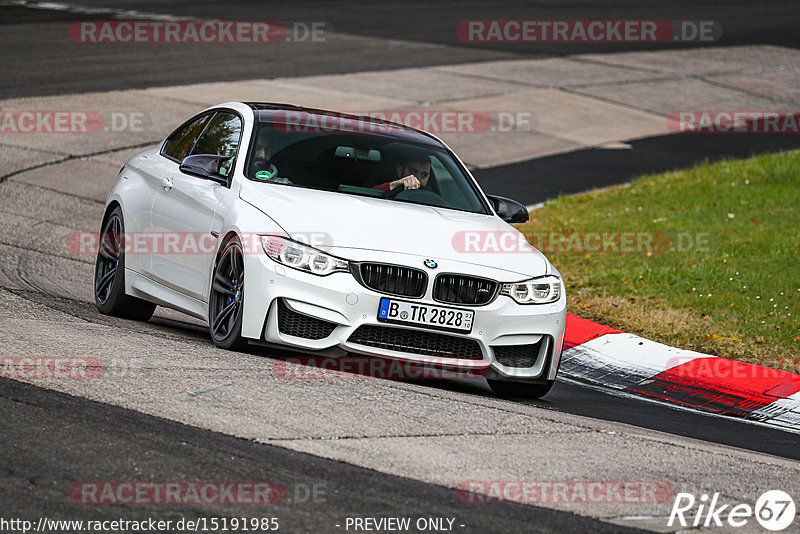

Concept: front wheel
[[488, 379, 555, 399], [94, 206, 156, 321], [208, 236, 247, 350]]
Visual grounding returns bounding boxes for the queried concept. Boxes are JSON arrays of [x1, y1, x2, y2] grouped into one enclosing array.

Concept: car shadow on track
[[55, 293, 558, 405], [150, 311, 562, 405]]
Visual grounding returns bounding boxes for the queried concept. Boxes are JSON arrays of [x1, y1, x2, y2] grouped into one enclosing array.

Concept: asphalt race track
[[2, 0, 800, 98], [2, 2, 800, 533], [0, 379, 648, 534]]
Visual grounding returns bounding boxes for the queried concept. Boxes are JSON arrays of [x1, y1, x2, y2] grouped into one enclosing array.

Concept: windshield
[[245, 122, 488, 214]]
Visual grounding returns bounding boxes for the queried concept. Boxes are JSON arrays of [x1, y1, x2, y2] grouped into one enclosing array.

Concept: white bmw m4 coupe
[[94, 102, 566, 397]]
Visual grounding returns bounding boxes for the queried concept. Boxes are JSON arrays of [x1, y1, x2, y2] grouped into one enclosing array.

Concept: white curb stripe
[[561, 332, 708, 390], [749, 398, 800, 430], [561, 331, 800, 432]]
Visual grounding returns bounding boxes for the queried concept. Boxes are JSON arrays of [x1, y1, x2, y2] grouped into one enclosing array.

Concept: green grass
[[516, 149, 800, 371]]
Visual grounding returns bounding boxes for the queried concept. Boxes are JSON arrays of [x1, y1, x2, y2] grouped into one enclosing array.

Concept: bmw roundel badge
[[424, 259, 437, 269]]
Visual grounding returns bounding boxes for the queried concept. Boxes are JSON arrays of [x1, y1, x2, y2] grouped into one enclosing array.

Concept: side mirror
[[487, 195, 529, 223], [179, 154, 231, 184]]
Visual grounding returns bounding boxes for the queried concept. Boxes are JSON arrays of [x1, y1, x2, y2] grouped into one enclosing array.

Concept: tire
[[208, 236, 247, 350], [94, 206, 156, 321], [488, 379, 555, 399]]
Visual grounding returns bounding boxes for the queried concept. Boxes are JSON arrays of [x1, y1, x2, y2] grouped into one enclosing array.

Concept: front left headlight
[[260, 235, 349, 276], [500, 275, 562, 304]]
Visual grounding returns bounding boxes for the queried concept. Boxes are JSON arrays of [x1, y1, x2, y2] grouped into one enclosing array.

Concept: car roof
[[244, 102, 444, 148]]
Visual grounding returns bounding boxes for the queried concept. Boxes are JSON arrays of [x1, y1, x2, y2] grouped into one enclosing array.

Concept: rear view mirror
[[486, 195, 529, 223], [335, 146, 381, 161]]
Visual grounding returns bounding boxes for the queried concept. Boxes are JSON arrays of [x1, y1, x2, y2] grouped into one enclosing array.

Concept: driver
[[370, 153, 431, 193], [250, 129, 280, 180]]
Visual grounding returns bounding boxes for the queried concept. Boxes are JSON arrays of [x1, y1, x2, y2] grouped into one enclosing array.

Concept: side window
[[162, 114, 212, 162], [191, 112, 242, 157]]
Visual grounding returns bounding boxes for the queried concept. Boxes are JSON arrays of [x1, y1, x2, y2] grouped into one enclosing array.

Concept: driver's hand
[[390, 175, 421, 190]]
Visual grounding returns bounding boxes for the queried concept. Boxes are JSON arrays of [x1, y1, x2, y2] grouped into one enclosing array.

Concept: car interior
[[246, 126, 485, 213]]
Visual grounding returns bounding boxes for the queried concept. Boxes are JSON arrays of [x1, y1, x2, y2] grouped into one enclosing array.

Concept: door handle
[[161, 176, 173, 191]]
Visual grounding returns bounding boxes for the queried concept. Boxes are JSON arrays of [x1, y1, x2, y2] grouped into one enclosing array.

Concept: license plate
[[377, 298, 474, 333]]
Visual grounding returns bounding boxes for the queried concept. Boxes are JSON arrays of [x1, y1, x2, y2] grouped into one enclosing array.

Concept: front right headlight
[[500, 275, 562, 304], [260, 235, 349, 276]]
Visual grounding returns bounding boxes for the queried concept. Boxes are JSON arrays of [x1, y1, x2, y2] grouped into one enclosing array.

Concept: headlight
[[500, 276, 562, 304], [260, 235, 349, 276]]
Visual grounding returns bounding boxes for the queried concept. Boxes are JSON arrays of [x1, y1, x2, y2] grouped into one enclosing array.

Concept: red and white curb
[[561, 315, 800, 432]]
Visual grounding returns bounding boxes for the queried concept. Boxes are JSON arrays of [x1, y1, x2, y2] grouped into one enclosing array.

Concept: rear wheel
[[488, 379, 555, 399], [208, 236, 247, 350], [94, 206, 156, 321]]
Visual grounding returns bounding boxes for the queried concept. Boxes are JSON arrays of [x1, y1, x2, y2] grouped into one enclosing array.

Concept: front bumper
[[241, 251, 566, 381]]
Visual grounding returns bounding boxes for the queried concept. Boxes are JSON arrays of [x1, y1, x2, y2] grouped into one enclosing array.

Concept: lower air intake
[[492, 337, 550, 368], [277, 299, 338, 340], [348, 325, 483, 360]]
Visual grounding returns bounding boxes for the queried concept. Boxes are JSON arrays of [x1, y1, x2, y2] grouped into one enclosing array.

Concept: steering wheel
[[394, 188, 446, 206], [385, 183, 406, 199]]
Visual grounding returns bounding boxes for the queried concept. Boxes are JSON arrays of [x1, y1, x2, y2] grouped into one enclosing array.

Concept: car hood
[[239, 181, 549, 278]]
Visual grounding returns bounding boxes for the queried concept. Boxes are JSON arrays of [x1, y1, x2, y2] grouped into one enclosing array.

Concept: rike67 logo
[[669, 490, 796, 531]]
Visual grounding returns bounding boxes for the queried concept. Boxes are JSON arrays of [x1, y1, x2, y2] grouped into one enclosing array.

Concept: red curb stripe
[[625, 357, 800, 418], [563, 314, 622, 349]]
